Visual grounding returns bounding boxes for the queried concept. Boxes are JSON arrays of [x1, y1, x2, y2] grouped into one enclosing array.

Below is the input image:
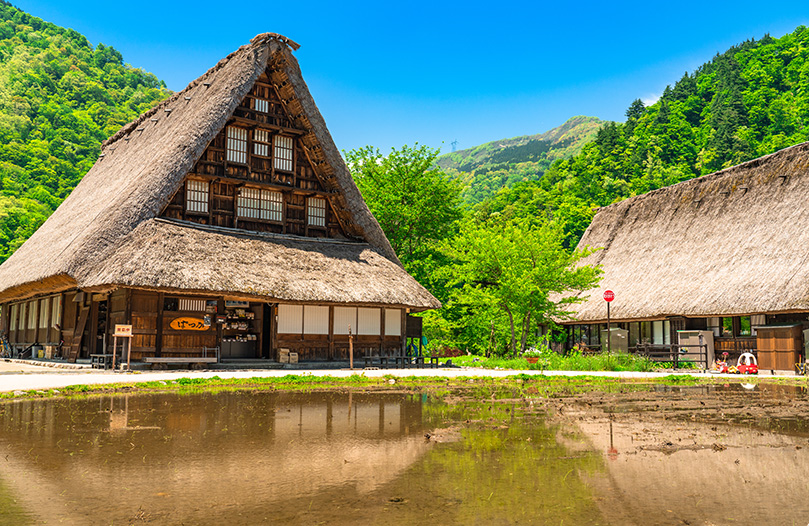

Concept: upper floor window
[[307, 197, 326, 227], [186, 180, 209, 214], [238, 188, 283, 222], [254, 129, 271, 157], [253, 98, 269, 113], [274, 135, 293, 172], [226, 126, 248, 164]]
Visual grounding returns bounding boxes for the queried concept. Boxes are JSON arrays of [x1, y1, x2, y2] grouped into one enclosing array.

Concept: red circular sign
[[603, 290, 615, 302]]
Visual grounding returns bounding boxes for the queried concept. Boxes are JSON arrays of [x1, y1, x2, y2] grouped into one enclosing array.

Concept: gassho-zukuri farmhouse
[[0, 33, 439, 365], [564, 141, 809, 372]]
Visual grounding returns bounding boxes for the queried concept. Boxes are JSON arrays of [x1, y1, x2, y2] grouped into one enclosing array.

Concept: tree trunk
[[519, 312, 532, 354], [504, 305, 517, 357]]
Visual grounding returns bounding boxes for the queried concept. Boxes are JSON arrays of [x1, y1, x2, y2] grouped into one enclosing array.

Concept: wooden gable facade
[[162, 69, 349, 240]]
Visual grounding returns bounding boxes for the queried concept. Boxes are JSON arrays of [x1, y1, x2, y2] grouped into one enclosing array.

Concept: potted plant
[[523, 348, 543, 364]]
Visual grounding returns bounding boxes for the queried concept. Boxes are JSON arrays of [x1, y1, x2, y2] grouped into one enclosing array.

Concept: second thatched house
[[564, 142, 809, 370], [0, 33, 439, 363]]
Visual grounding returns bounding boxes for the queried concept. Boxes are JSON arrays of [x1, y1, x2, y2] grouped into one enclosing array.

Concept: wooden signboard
[[169, 317, 210, 331], [114, 324, 133, 337]]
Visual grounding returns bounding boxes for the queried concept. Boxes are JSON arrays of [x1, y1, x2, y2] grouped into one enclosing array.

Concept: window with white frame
[[186, 180, 209, 214], [273, 135, 293, 171], [253, 129, 271, 157], [226, 126, 248, 164], [253, 98, 269, 113], [237, 188, 283, 222], [307, 197, 326, 227]]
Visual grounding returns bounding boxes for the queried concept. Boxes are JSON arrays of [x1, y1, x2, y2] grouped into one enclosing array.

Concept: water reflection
[[1, 386, 807, 525]]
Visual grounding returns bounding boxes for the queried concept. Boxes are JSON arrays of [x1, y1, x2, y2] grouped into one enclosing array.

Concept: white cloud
[[641, 94, 660, 106]]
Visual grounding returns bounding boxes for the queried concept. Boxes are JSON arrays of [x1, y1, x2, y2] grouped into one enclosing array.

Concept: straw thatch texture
[[569, 141, 809, 322], [0, 33, 425, 306], [84, 218, 440, 308]]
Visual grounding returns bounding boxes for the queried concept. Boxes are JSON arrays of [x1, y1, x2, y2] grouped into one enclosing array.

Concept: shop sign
[[169, 317, 210, 331], [114, 324, 133, 337]]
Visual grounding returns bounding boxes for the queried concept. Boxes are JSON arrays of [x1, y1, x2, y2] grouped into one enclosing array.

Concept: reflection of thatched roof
[[0, 34, 437, 308], [569, 142, 809, 322]]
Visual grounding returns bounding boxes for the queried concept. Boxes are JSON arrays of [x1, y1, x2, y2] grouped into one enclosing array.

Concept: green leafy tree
[[344, 143, 463, 290], [442, 215, 602, 355]]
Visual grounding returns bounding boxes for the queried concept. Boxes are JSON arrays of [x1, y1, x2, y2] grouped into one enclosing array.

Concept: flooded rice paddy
[[1, 382, 808, 525]]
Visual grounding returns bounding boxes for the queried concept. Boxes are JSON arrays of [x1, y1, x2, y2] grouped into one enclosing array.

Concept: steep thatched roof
[[568, 141, 809, 323], [0, 34, 438, 309]]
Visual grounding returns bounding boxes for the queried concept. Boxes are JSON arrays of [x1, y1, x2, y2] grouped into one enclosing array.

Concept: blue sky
[[12, 0, 809, 154]]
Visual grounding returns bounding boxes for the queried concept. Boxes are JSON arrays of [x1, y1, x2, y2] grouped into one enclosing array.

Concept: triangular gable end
[[159, 52, 362, 241]]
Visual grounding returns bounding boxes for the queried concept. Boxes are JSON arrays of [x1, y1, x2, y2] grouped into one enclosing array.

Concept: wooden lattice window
[[38, 298, 49, 329], [186, 180, 209, 214], [253, 129, 271, 157], [274, 135, 293, 172], [253, 98, 269, 113], [307, 197, 326, 227], [226, 126, 248, 164], [178, 298, 206, 312], [238, 188, 283, 222]]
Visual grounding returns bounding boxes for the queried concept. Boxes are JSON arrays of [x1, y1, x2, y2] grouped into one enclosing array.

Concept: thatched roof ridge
[[569, 141, 809, 322], [0, 33, 418, 305]]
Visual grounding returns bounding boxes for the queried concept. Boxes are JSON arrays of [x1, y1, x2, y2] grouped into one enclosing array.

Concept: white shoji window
[[253, 98, 269, 113], [307, 197, 326, 227], [253, 129, 271, 157], [226, 126, 248, 164], [273, 135, 293, 171], [333, 307, 357, 335], [358, 308, 381, 335], [51, 295, 61, 328], [179, 299, 206, 312], [237, 188, 283, 222], [186, 180, 209, 214], [303, 306, 329, 335], [17, 303, 25, 333], [277, 305, 303, 334], [27, 300, 36, 330], [39, 298, 50, 328], [9, 304, 17, 334], [385, 309, 402, 337]]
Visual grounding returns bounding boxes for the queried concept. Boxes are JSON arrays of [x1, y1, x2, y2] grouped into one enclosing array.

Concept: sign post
[[113, 325, 134, 371], [603, 290, 614, 353]]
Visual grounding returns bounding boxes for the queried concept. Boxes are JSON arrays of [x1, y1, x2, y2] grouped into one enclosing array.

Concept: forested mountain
[[0, 2, 170, 261], [436, 116, 604, 203], [485, 26, 809, 249]]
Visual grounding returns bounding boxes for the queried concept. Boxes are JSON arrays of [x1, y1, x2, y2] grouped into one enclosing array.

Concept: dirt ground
[[0, 360, 54, 373]]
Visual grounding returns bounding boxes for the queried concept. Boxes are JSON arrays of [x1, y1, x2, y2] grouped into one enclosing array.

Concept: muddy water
[[0, 385, 807, 525]]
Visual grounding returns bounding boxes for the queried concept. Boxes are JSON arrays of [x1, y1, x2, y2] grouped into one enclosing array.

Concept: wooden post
[[112, 335, 117, 370], [126, 337, 131, 371], [348, 324, 353, 370]]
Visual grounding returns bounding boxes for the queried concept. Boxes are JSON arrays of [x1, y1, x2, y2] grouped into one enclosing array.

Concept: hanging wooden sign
[[169, 317, 209, 331]]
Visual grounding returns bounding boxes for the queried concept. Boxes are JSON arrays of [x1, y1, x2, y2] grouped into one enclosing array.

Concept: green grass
[[451, 351, 657, 372]]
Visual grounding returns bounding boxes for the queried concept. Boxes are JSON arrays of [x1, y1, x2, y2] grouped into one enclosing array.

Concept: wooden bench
[[143, 357, 219, 370]]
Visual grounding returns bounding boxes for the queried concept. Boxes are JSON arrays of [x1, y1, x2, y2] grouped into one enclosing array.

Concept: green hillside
[[437, 115, 604, 203], [0, 1, 171, 261], [487, 26, 809, 247]]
